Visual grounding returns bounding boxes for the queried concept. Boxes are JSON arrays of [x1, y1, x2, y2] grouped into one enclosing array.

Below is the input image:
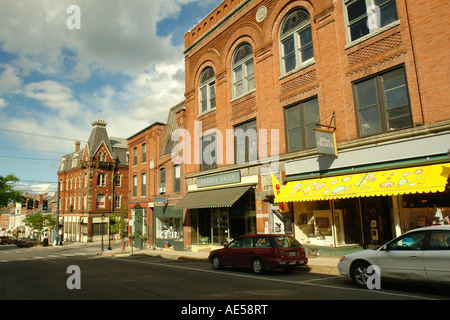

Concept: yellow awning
[[275, 163, 450, 203]]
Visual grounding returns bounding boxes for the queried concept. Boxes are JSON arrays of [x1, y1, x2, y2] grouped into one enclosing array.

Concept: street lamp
[[101, 214, 105, 251]]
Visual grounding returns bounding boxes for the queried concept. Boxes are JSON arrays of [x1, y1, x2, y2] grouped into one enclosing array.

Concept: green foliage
[[23, 212, 56, 235], [0, 174, 27, 207]]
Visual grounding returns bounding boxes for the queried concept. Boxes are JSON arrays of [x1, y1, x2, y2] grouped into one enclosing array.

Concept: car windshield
[[272, 235, 301, 248]]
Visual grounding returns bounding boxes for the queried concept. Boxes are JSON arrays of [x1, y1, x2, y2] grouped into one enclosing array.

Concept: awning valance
[[173, 185, 252, 210], [275, 163, 450, 203]]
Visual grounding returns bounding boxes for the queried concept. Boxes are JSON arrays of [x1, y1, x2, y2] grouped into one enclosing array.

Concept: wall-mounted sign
[[155, 197, 167, 204], [197, 171, 241, 188], [314, 128, 337, 156]]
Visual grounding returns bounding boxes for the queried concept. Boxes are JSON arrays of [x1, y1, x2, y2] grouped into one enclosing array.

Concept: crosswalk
[[0, 247, 97, 263]]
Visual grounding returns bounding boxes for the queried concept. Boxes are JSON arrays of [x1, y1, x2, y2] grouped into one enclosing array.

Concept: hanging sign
[[314, 128, 338, 156]]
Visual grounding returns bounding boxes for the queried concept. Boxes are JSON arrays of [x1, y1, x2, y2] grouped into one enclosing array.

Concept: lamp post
[[101, 214, 105, 251]]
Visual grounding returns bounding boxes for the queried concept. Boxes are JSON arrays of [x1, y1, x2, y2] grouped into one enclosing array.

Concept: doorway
[[360, 197, 393, 248]]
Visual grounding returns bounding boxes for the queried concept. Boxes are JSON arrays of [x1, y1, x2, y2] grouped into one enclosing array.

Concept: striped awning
[[173, 185, 252, 210], [275, 163, 450, 203]]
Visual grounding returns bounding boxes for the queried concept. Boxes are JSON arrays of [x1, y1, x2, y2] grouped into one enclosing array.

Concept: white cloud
[[24, 80, 83, 116], [0, 66, 22, 95], [0, 98, 7, 109]]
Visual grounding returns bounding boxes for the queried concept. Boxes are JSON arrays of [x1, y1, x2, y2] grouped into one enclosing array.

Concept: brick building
[[127, 102, 185, 249], [173, 0, 449, 254], [57, 119, 128, 243]]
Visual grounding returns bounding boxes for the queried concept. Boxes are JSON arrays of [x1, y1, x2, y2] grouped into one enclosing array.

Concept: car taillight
[[300, 247, 305, 256]]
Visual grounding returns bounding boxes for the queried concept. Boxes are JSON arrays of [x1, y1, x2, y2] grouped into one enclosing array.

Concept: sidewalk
[[98, 245, 341, 275]]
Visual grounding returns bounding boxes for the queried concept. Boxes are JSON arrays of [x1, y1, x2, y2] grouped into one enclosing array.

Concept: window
[[96, 195, 105, 209], [141, 173, 146, 197], [115, 174, 121, 187], [234, 119, 257, 164], [142, 143, 146, 163], [280, 8, 314, 75], [284, 97, 319, 152], [232, 43, 254, 98], [97, 173, 106, 186], [173, 165, 181, 193], [114, 195, 121, 209], [344, 0, 398, 42], [132, 147, 137, 166], [160, 168, 166, 189], [387, 231, 426, 251], [428, 231, 450, 250], [132, 175, 137, 198], [353, 67, 412, 137], [200, 133, 217, 171], [199, 67, 216, 115]]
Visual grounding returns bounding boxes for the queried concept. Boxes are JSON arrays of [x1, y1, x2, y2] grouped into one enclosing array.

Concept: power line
[[0, 128, 86, 143], [0, 146, 66, 154], [0, 155, 60, 161]]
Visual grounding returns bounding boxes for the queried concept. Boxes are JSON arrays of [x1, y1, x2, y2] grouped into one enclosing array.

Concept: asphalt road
[[0, 243, 449, 308]]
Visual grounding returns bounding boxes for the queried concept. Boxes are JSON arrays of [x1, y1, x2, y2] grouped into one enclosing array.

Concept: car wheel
[[251, 258, 265, 275], [351, 260, 371, 288], [212, 255, 222, 270]]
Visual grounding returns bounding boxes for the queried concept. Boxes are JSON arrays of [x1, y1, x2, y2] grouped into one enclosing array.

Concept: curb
[[98, 250, 340, 275]]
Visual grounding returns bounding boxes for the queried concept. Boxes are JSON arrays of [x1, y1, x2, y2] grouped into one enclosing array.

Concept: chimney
[[75, 141, 81, 152]]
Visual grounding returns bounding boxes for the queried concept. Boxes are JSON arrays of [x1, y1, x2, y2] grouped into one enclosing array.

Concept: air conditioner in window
[[158, 187, 166, 194]]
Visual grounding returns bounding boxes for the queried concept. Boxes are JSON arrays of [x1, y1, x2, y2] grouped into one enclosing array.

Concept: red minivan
[[208, 234, 308, 274]]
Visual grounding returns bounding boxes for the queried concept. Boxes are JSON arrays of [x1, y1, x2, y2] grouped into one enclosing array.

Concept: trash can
[[43, 238, 49, 247]]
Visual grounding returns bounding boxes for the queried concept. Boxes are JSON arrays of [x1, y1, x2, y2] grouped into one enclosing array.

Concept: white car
[[338, 225, 450, 288]]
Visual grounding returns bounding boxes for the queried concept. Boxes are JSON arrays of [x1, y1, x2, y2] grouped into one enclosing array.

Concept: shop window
[[353, 67, 412, 137], [232, 43, 254, 99], [199, 67, 216, 115], [344, 0, 398, 43], [284, 97, 319, 152], [156, 217, 183, 240], [234, 119, 257, 164], [279, 8, 314, 75]]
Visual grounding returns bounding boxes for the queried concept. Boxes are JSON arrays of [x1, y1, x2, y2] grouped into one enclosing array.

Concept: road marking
[[114, 257, 438, 300]]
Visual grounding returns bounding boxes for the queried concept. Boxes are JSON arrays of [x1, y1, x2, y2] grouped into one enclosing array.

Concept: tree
[[0, 174, 27, 207], [23, 212, 56, 238]]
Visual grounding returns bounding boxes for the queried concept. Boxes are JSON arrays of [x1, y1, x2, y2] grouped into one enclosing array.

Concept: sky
[[0, 0, 223, 195]]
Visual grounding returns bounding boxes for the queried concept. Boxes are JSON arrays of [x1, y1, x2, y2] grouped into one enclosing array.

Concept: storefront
[[174, 170, 257, 251], [276, 162, 450, 255], [155, 204, 184, 250]]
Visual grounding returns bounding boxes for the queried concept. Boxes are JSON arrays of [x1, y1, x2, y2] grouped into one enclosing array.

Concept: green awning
[[173, 185, 252, 210], [155, 205, 183, 218]]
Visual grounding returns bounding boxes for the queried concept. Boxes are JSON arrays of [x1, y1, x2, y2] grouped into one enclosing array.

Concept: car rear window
[[272, 235, 302, 248]]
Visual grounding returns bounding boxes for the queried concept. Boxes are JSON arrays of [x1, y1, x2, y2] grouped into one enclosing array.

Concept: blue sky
[[0, 0, 222, 195]]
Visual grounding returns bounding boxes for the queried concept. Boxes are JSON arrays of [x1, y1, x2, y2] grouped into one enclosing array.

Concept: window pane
[[283, 36, 295, 56], [284, 53, 296, 73], [235, 82, 243, 97], [246, 60, 254, 77], [388, 231, 426, 250], [350, 18, 369, 41], [377, 0, 398, 27], [360, 106, 382, 136], [356, 78, 378, 108], [299, 27, 312, 46], [234, 66, 243, 82], [428, 231, 450, 250], [304, 99, 319, 149], [347, 0, 367, 22], [247, 75, 255, 91], [247, 121, 258, 162]]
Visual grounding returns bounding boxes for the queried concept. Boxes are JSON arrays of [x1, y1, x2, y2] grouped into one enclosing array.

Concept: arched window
[[232, 43, 254, 98], [280, 8, 314, 75], [199, 67, 216, 115]]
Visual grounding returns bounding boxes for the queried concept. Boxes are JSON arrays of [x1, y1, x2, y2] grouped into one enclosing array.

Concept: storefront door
[[212, 208, 229, 246], [361, 197, 393, 248]]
